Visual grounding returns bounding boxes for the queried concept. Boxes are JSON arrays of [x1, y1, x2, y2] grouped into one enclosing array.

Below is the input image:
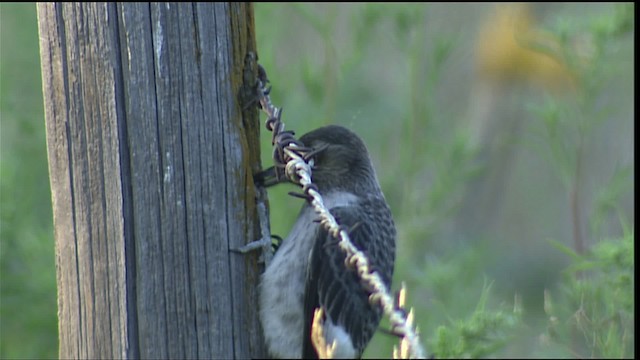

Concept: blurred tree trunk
[[37, 3, 265, 358]]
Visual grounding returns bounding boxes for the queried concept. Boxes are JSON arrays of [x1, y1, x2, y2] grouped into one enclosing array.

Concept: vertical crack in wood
[[112, 3, 139, 358], [49, 3, 87, 357]]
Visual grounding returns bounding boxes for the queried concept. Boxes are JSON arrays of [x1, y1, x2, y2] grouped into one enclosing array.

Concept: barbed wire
[[254, 62, 426, 359]]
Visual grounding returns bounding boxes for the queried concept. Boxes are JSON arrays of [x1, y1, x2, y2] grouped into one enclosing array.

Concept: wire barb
[[311, 307, 337, 359], [255, 64, 426, 359]]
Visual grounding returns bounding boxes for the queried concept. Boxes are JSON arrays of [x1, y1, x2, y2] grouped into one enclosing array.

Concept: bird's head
[[298, 125, 380, 196]]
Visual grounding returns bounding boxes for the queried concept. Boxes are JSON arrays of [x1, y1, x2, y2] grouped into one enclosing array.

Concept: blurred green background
[[0, 3, 633, 358]]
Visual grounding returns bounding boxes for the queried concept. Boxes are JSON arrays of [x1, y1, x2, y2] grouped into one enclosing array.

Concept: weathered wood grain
[[37, 3, 264, 358]]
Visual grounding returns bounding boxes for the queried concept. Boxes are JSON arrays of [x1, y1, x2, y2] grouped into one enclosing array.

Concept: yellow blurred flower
[[475, 3, 578, 92]]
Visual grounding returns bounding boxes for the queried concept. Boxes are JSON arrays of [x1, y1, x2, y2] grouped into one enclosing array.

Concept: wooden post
[[37, 3, 265, 358]]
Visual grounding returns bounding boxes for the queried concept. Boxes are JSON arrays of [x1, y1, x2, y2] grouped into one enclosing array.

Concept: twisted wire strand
[[255, 65, 426, 359]]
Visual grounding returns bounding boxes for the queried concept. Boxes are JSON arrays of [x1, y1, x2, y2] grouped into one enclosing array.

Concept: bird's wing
[[302, 204, 394, 358]]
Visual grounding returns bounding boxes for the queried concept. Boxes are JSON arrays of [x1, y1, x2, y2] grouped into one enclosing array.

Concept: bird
[[257, 124, 396, 359]]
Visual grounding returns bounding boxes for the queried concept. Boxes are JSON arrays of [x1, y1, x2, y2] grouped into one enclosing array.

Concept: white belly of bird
[[259, 191, 358, 358]]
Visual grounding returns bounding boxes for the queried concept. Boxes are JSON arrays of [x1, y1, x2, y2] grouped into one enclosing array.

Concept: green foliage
[[590, 166, 633, 239], [406, 244, 524, 358], [543, 232, 634, 358], [524, 2, 633, 288], [429, 283, 522, 358], [523, 5, 634, 358]]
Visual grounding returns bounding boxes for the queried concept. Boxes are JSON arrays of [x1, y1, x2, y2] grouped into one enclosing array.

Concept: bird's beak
[[255, 143, 328, 187], [303, 143, 329, 163]]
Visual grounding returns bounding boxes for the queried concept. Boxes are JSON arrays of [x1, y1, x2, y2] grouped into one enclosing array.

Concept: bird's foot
[[230, 235, 283, 264]]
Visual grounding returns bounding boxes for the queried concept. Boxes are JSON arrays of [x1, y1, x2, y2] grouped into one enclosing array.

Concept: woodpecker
[[258, 125, 396, 359]]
